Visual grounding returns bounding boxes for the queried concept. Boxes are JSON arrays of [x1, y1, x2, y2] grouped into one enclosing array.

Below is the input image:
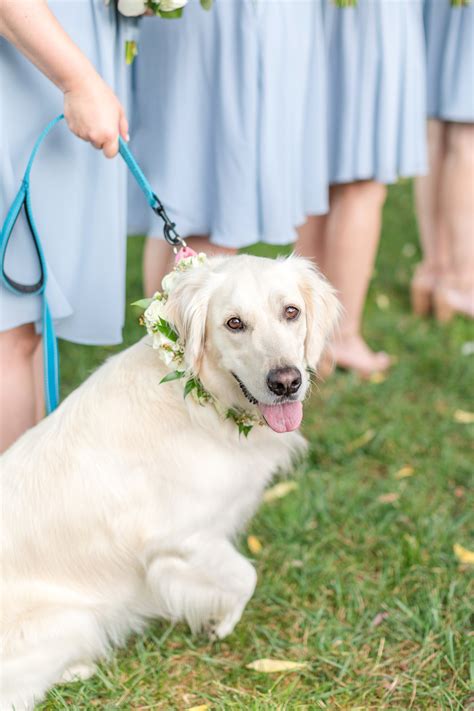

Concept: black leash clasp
[[152, 193, 187, 251]]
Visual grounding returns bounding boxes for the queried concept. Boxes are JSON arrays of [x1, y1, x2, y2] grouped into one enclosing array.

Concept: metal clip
[[151, 193, 187, 250]]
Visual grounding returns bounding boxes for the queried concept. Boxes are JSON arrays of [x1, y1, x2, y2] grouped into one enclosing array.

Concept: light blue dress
[[424, 0, 474, 123], [324, 0, 427, 185], [128, 0, 328, 248], [0, 0, 129, 344]]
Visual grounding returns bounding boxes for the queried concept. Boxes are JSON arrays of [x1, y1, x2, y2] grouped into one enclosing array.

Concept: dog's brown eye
[[226, 317, 244, 331], [285, 306, 300, 321]]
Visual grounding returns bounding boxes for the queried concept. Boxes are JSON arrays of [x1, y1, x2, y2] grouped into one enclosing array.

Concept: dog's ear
[[164, 264, 216, 375], [292, 256, 341, 368]]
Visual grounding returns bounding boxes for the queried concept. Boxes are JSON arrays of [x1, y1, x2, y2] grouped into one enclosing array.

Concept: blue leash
[[0, 113, 184, 415]]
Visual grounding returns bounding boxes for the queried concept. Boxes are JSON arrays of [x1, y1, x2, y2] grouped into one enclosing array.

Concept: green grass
[[42, 183, 473, 710]]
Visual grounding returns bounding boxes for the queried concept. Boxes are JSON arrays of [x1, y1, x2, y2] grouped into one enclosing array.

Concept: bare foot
[[434, 285, 474, 322], [331, 335, 391, 378]]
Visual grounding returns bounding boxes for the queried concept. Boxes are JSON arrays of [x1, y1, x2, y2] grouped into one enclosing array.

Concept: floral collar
[[133, 248, 265, 437]]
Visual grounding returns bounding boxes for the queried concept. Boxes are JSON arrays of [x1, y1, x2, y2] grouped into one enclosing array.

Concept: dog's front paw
[[204, 601, 247, 641], [59, 662, 96, 684], [204, 618, 221, 642]]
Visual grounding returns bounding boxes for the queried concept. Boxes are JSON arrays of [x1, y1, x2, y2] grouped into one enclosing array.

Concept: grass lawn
[[42, 183, 473, 710]]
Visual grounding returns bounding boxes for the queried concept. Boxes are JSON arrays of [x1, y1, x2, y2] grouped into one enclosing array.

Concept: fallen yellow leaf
[[263, 480, 298, 503], [377, 492, 400, 504], [454, 410, 474, 424], [246, 659, 309, 673], [346, 428, 376, 452], [247, 535, 262, 555], [453, 543, 474, 565], [395, 466, 415, 479], [369, 372, 387, 384], [186, 706, 209, 711]]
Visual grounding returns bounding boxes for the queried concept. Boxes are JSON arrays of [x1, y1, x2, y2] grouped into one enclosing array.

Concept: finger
[[119, 111, 130, 142], [103, 136, 119, 159]]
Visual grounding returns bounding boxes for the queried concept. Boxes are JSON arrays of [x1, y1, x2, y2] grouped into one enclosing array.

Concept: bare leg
[[33, 340, 45, 423], [413, 119, 450, 314], [295, 215, 328, 271], [143, 235, 237, 297], [324, 181, 391, 377], [434, 122, 474, 320], [0, 324, 40, 452]]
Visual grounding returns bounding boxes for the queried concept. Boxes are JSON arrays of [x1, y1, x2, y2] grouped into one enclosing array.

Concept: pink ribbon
[[174, 246, 198, 263]]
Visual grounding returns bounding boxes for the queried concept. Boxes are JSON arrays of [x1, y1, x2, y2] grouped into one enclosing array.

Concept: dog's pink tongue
[[259, 402, 303, 433]]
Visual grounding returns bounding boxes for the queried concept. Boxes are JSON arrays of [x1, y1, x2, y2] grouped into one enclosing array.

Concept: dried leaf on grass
[[377, 492, 400, 504], [346, 428, 376, 452], [453, 543, 474, 565], [186, 706, 209, 711], [395, 466, 415, 479], [382, 676, 399, 693], [246, 659, 309, 673], [247, 535, 262, 554], [453, 410, 474, 424], [263, 480, 298, 503], [370, 611, 390, 628]]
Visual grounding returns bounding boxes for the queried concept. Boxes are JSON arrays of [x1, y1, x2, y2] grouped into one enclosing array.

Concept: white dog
[[0, 255, 339, 710]]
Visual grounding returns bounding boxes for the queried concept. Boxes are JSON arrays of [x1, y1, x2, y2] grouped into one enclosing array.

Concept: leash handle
[[0, 113, 184, 416], [0, 115, 63, 413]]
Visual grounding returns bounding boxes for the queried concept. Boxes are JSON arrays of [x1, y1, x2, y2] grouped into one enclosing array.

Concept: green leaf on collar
[[227, 408, 254, 437], [160, 370, 186, 384], [131, 297, 153, 311], [156, 318, 179, 342], [184, 378, 198, 398], [238, 423, 252, 438]]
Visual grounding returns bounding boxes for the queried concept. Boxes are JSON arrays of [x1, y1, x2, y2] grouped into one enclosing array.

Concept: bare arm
[[0, 0, 129, 158]]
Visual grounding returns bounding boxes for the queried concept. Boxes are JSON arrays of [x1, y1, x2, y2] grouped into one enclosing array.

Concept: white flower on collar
[[142, 251, 207, 371]]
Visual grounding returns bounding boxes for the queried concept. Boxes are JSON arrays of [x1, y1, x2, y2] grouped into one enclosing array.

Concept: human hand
[[63, 73, 129, 158]]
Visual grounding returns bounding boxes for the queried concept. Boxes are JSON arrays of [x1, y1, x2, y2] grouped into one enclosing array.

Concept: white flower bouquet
[[107, 0, 213, 63], [115, 0, 212, 18]]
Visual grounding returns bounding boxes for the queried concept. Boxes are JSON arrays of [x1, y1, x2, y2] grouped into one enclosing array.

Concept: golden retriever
[[0, 254, 339, 709]]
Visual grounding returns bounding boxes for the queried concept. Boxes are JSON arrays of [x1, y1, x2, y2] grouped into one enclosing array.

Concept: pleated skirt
[[0, 0, 129, 343], [424, 0, 474, 122], [128, 0, 328, 248], [324, 0, 427, 185]]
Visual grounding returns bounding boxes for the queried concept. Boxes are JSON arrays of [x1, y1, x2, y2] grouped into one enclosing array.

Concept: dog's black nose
[[267, 367, 302, 397]]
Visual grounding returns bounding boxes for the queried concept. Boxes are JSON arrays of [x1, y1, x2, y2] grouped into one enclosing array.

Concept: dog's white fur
[[0, 255, 339, 710]]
